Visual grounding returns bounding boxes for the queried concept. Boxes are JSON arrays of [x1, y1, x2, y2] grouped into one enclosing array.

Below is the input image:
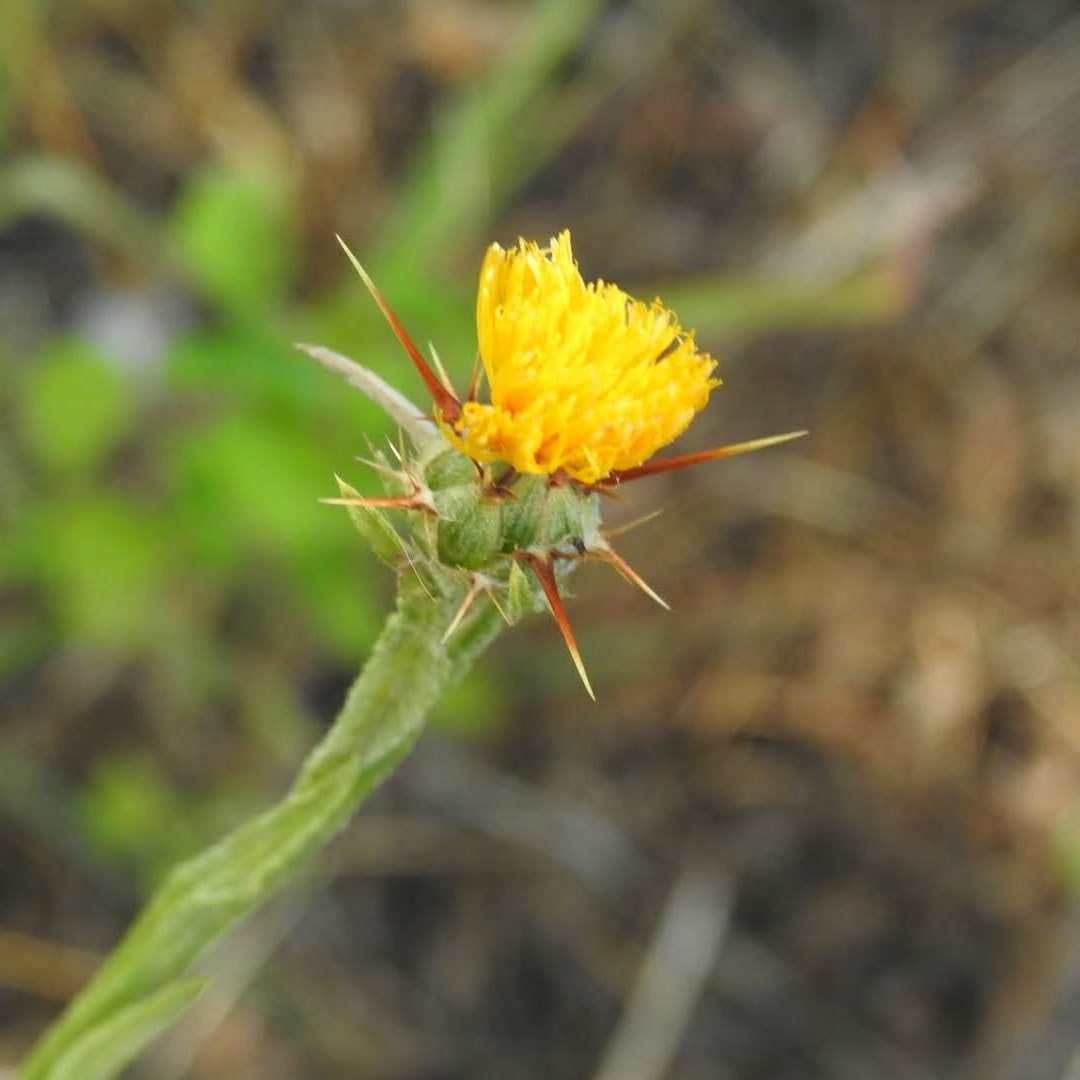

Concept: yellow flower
[[444, 231, 720, 485], [321, 230, 805, 697]]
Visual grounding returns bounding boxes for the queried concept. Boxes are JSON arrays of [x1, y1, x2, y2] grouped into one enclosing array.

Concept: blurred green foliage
[[18, 339, 137, 475], [0, 0, 895, 897], [170, 169, 297, 315], [0, 0, 633, 890], [0, 149, 508, 885], [1, 3, 1075, 1074]]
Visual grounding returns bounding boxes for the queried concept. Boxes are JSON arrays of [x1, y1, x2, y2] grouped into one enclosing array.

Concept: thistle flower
[[25, 236, 806, 1080], [446, 231, 718, 485], [302, 231, 804, 698]]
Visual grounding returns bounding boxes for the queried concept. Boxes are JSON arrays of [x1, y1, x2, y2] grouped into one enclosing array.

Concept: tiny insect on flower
[[309, 230, 806, 698]]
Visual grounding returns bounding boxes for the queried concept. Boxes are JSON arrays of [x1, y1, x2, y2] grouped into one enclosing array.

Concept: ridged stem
[[21, 577, 504, 1079]]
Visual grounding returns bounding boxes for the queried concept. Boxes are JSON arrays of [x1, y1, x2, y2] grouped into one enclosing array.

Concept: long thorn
[[407, 557, 436, 602], [595, 485, 629, 504], [355, 455, 409, 482], [593, 544, 670, 610], [604, 430, 808, 484], [467, 350, 484, 403], [386, 433, 403, 462], [484, 585, 512, 625], [320, 494, 433, 511], [603, 507, 664, 540], [427, 342, 456, 399], [520, 554, 595, 700], [443, 576, 484, 643], [335, 235, 463, 424]]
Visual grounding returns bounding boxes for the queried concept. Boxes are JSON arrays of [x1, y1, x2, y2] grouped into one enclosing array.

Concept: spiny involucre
[[300, 230, 805, 698]]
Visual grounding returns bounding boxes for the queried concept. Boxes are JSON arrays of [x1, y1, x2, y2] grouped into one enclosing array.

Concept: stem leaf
[[20, 580, 504, 1079], [333, 475, 404, 566], [46, 977, 205, 1080]]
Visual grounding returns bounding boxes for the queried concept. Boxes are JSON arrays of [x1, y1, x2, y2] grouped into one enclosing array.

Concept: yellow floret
[[444, 230, 720, 485]]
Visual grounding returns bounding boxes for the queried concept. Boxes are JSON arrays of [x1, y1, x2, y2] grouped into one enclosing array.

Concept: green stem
[[21, 576, 505, 1079]]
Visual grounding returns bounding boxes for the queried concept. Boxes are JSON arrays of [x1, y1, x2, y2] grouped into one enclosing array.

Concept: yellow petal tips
[[444, 231, 721, 486]]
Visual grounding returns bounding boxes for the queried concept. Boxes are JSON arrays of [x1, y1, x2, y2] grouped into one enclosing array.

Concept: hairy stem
[[21, 577, 504, 1079]]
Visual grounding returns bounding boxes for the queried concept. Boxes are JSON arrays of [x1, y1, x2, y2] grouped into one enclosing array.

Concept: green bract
[[414, 444, 602, 573]]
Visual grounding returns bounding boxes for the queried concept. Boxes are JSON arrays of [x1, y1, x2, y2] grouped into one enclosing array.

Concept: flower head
[[443, 231, 719, 485], [314, 230, 805, 698]]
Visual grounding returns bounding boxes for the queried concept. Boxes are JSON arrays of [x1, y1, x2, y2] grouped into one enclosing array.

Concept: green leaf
[[170, 168, 295, 313], [79, 755, 186, 875], [333, 476, 404, 567], [163, 414, 332, 557], [506, 560, 535, 624], [34, 495, 169, 649], [17, 339, 137, 475], [46, 977, 204, 1080], [167, 327, 320, 411]]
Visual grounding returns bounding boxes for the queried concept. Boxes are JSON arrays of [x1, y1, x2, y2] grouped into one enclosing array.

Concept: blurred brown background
[[1, 0, 1079, 1077]]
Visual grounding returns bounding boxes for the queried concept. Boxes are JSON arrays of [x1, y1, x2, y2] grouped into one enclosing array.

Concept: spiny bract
[[314, 229, 805, 698]]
